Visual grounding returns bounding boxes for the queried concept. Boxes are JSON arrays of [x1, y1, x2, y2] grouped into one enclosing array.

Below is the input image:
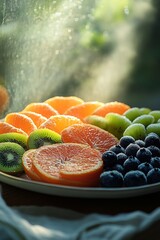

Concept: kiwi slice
[[0, 142, 25, 173], [27, 128, 62, 149], [0, 133, 28, 150]]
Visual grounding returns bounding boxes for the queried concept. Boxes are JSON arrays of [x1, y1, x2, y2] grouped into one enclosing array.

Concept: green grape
[[105, 113, 131, 139], [84, 115, 108, 130], [133, 114, 154, 127], [123, 123, 146, 140], [149, 110, 160, 123], [140, 107, 151, 114], [123, 107, 142, 121], [146, 123, 160, 136]]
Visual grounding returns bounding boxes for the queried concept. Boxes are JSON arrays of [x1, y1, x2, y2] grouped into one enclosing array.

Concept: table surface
[[1, 181, 160, 215]]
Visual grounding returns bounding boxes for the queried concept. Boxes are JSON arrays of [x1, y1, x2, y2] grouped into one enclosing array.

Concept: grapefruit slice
[[22, 149, 41, 181], [61, 123, 118, 154], [32, 143, 103, 187]]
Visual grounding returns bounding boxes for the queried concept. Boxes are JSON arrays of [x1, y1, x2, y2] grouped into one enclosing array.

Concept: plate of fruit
[[0, 96, 160, 199]]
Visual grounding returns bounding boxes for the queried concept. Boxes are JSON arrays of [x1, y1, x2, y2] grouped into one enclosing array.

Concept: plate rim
[[1, 171, 160, 199]]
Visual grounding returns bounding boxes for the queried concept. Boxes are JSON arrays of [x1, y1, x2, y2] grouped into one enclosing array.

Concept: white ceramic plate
[[0, 171, 160, 198]]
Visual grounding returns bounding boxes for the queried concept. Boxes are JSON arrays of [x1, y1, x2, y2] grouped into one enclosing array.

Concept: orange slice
[[32, 143, 103, 187], [64, 101, 104, 121], [5, 112, 37, 135], [45, 96, 84, 114], [0, 85, 9, 114], [22, 149, 41, 181], [23, 102, 59, 118], [92, 101, 130, 117], [0, 122, 28, 135], [61, 123, 118, 154], [39, 114, 83, 134], [20, 111, 47, 127]]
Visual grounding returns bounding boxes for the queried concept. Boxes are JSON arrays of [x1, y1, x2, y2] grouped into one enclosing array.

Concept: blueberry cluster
[[100, 133, 160, 188]]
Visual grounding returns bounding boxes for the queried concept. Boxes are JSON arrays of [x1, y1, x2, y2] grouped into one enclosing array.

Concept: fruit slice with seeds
[[27, 128, 62, 149], [0, 142, 25, 173], [0, 132, 28, 150]]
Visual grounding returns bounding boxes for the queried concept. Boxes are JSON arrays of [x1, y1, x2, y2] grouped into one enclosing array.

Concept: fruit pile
[[100, 133, 160, 187], [0, 95, 160, 188]]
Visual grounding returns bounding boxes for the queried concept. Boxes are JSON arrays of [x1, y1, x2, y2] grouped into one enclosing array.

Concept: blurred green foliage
[[0, 0, 159, 114]]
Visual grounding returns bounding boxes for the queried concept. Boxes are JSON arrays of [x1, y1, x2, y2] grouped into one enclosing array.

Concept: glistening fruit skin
[[147, 168, 160, 184], [144, 133, 160, 147], [146, 123, 160, 136], [27, 128, 62, 149], [133, 114, 154, 127], [125, 143, 140, 157], [100, 170, 124, 187], [119, 136, 135, 149], [102, 151, 117, 168], [136, 148, 152, 163], [123, 123, 146, 140], [124, 107, 142, 121], [149, 110, 160, 122], [0, 142, 25, 173], [124, 170, 147, 187], [123, 156, 140, 172], [105, 113, 131, 139], [150, 157, 160, 168], [147, 145, 160, 157], [138, 162, 153, 175]]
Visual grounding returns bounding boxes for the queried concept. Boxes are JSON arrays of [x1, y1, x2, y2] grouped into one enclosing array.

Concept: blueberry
[[147, 168, 160, 184], [136, 148, 152, 162], [117, 153, 128, 165], [112, 164, 125, 175], [125, 143, 140, 156], [104, 164, 125, 175], [138, 162, 153, 175], [147, 145, 160, 157], [102, 151, 117, 168], [109, 145, 125, 154], [119, 136, 135, 148], [145, 133, 160, 147], [150, 157, 160, 168], [100, 170, 124, 187], [123, 156, 141, 172], [124, 170, 147, 187], [135, 140, 145, 148]]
